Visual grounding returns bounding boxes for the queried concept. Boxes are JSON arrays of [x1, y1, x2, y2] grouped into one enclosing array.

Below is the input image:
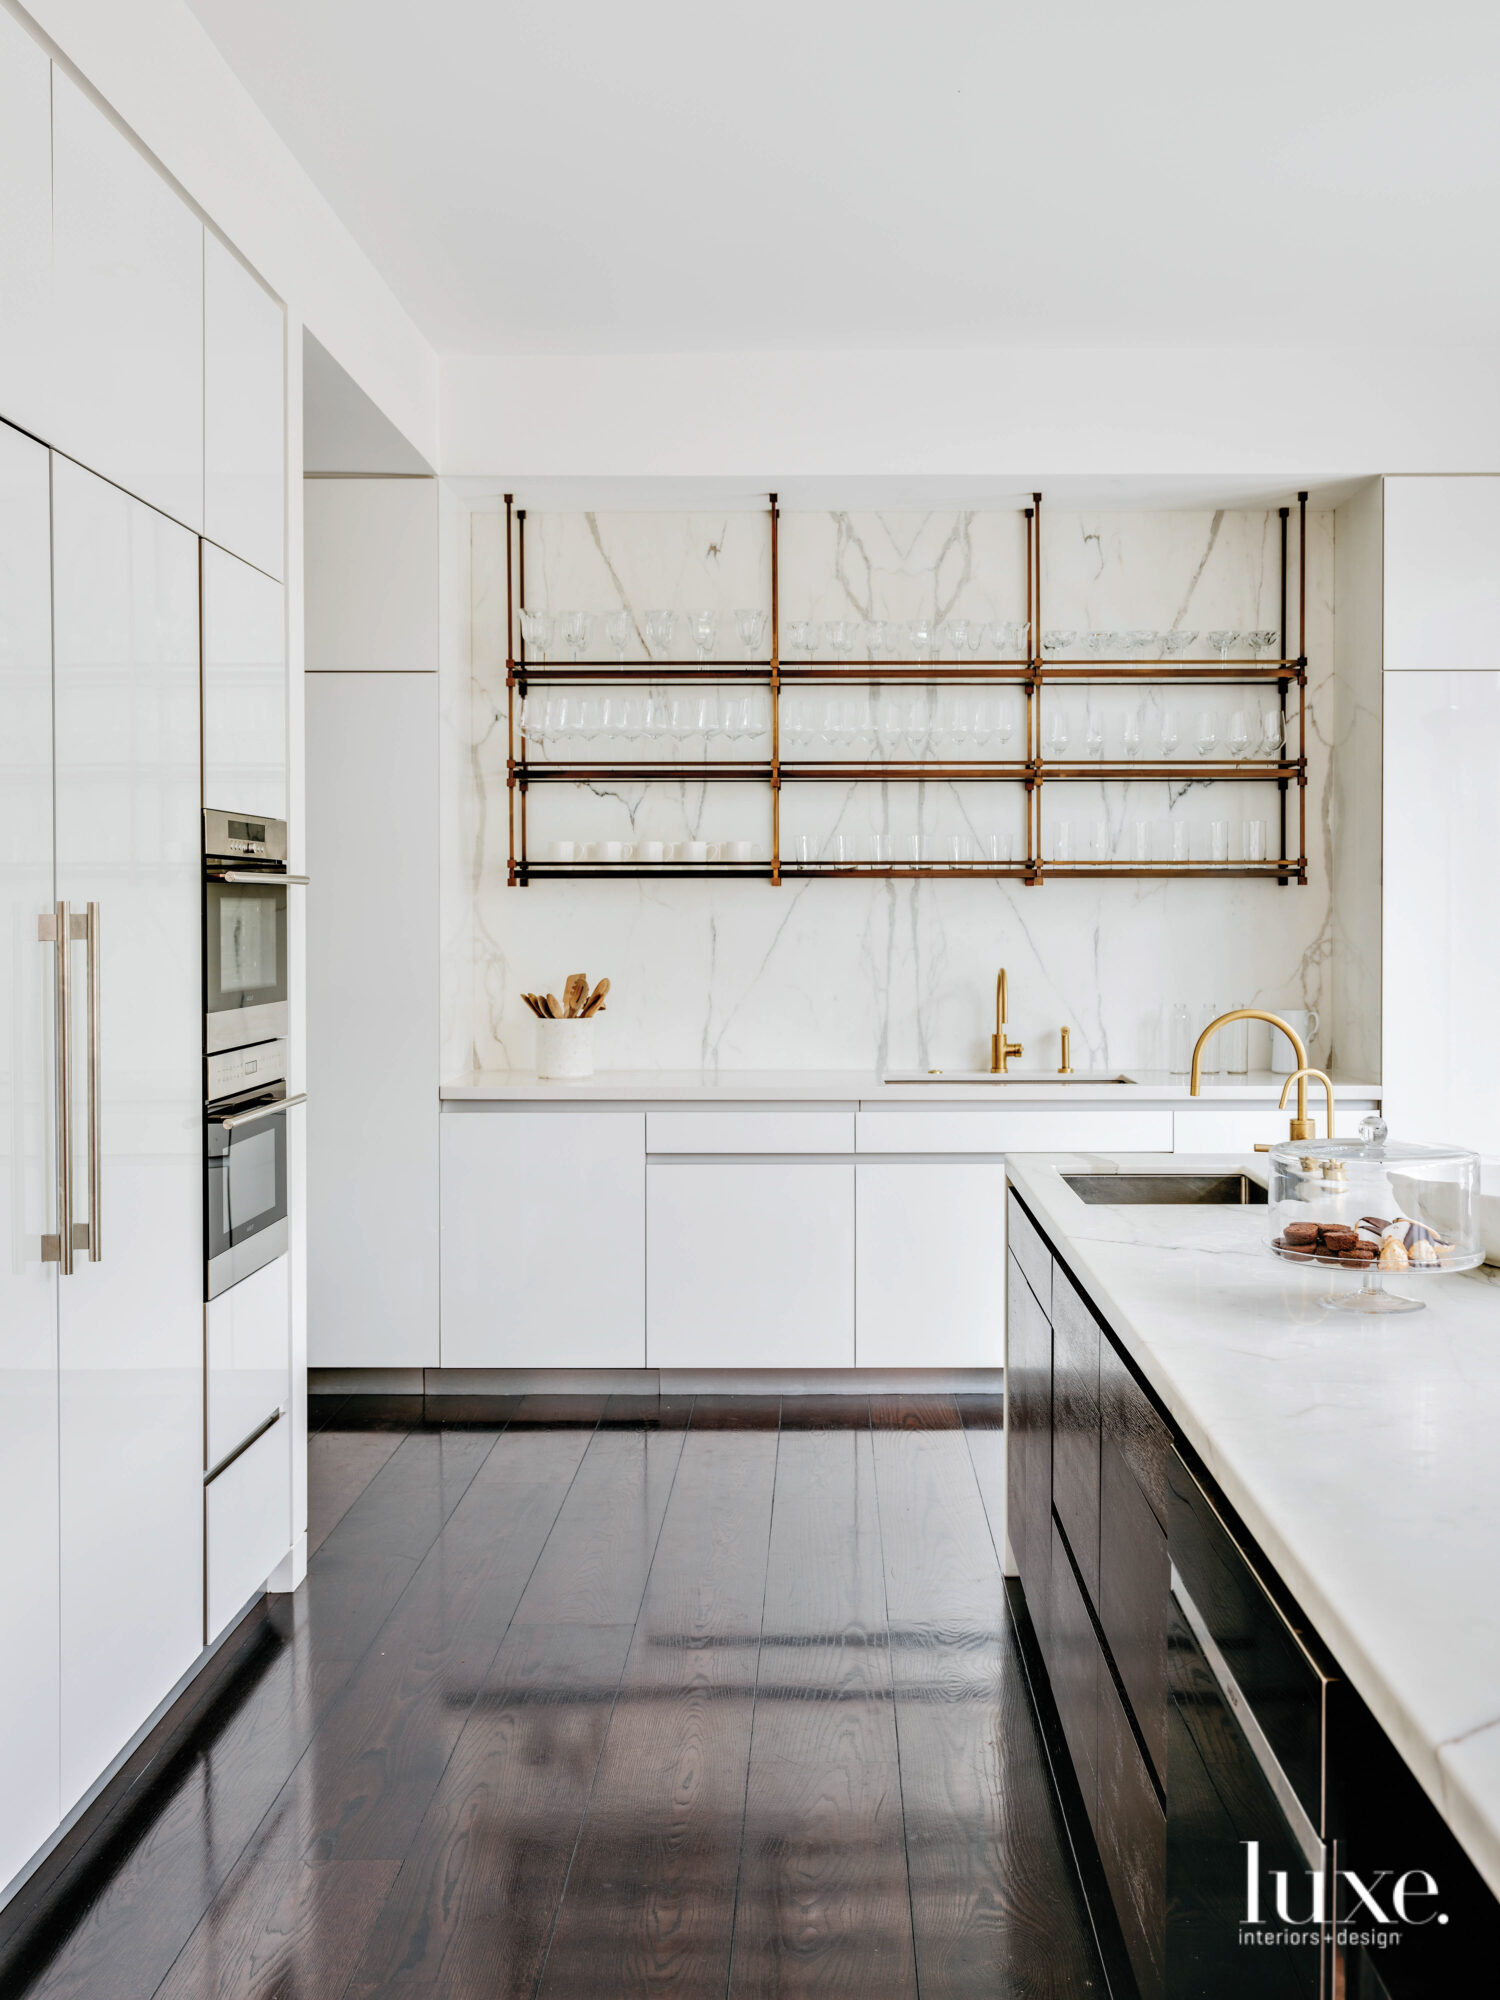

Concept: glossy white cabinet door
[[1384, 478, 1500, 672], [646, 1162, 854, 1369], [205, 1413, 291, 1642], [307, 673, 439, 1366], [50, 73, 203, 531], [0, 14, 52, 440], [440, 1110, 645, 1367], [206, 1255, 290, 1469], [0, 421, 61, 1885], [51, 456, 204, 1810], [855, 1162, 1005, 1368], [304, 478, 439, 670], [1383, 671, 1500, 1155], [204, 234, 285, 581], [202, 543, 287, 820]]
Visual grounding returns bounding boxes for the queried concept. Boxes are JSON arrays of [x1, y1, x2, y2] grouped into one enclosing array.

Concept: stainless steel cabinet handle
[[41, 901, 73, 1271], [208, 871, 309, 886], [83, 902, 100, 1262], [213, 1092, 307, 1131]]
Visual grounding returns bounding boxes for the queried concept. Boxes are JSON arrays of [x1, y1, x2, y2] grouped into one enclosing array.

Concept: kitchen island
[[1005, 1149, 1500, 1995]]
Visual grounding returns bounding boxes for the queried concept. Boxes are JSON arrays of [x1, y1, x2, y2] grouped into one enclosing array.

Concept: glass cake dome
[[1267, 1115, 1483, 1314]]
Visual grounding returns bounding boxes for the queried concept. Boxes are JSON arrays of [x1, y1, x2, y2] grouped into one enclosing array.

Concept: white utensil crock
[[535, 1017, 596, 1080]]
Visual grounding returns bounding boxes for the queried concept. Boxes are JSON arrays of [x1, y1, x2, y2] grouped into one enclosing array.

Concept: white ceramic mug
[[1270, 1006, 1320, 1072], [725, 840, 754, 863], [546, 840, 575, 863], [598, 840, 624, 863], [683, 840, 709, 864], [637, 840, 665, 863]]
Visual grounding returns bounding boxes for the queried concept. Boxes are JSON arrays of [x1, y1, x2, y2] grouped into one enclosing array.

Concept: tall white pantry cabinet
[[0, 14, 290, 1901]]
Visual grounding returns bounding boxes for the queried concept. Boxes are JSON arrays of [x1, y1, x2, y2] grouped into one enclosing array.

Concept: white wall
[[11, 0, 438, 467], [1328, 480, 1383, 1085], [441, 346, 1500, 481]]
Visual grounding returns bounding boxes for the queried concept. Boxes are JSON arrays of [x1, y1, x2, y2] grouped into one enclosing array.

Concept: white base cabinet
[[855, 1162, 1006, 1368], [206, 1414, 292, 1643], [206, 1257, 291, 1470], [646, 1162, 855, 1369], [440, 1110, 645, 1367]]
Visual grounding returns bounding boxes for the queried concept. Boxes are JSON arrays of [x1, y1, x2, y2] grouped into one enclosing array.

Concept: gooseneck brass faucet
[[991, 970, 1023, 1074], [1279, 1067, 1336, 1140], [1189, 1009, 1312, 1139]]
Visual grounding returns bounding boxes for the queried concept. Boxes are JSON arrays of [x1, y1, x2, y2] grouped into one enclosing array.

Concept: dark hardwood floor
[[6, 1394, 1105, 1999]]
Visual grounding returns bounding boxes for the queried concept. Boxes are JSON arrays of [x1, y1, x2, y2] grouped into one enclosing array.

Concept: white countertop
[[440, 1068, 1380, 1104], [1005, 1149, 1500, 1901]]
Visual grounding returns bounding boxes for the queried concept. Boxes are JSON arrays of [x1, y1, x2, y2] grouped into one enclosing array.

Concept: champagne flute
[[734, 608, 767, 654], [603, 610, 631, 663], [1121, 708, 1142, 758], [1159, 709, 1180, 757]]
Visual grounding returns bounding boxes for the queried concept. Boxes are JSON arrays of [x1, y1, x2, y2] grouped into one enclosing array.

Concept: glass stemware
[[1255, 628, 1282, 658], [644, 609, 676, 656], [1195, 710, 1219, 758], [911, 618, 936, 662], [1160, 629, 1198, 658], [519, 608, 552, 663], [1121, 709, 1142, 757], [1260, 707, 1285, 756], [1045, 711, 1070, 759], [603, 610, 631, 662], [825, 618, 855, 663], [1084, 710, 1106, 758], [689, 610, 719, 662], [1127, 629, 1159, 656], [1159, 709, 1180, 757], [1009, 618, 1032, 658], [865, 620, 889, 662], [946, 618, 972, 660], [559, 610, 590, 662], [734, 608, 767, 655], [1207, 629, 1236, 665], [1227, 709, 1251, 757]]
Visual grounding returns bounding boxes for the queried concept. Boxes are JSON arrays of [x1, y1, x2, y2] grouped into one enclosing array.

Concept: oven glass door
[[206, 879, 287, 1052], [206, 1106, 288, 1298]]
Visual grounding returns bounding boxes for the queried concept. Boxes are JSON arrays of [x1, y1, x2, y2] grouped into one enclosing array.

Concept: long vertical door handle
[[46, 900, 74, 1272], [84, 902, 100, 1261]]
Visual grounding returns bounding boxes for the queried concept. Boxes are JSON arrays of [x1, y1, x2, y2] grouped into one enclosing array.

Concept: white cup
[[598, 840, 623, 863], [683, 840, 709, 863], [637, 840, 664, 863], [1270, 1007, 1320, 1072], [546, 840, 575, 863], [725, 840, 754, 862]]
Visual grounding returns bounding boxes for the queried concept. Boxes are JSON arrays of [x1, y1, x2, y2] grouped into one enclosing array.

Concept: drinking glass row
[[1042, 629, 1282, 660], [520, 608, 767, 663], [1046, 818, 1272, 863], [519, 688, 1289, 759]]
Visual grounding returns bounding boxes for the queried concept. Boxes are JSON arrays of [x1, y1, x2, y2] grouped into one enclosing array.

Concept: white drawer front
[[206, 1414, 291, 1641], [856, 1109, 1174, 1154], [206, 1258, 290, 1468], [647, 1110, 854, 1154]]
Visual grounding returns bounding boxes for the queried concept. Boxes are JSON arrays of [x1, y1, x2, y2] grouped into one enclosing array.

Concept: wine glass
[[1127, 629, 1158, 656], [877, 694, 905, 753], [1207, 630, 1236, 665], [1084, 710, 1105, 758], [1045, 710, 1070, 759], [603, 610, 631, 662], [1009, 618, 1032, 658], [865, 620, 889, 662], [944, 692, 973, 751], [1260, 707, 1285, 756], [644, 609, 676, 656], [1255, 628, 1282, 659], [1227, 710, 1251, 758], [911, 618, 936, 662], [1160, 629, 1198, 657], [734, 608, 767, 655], [668, 692, 697, 745], [559, 610, 590, 662], [689, 610, 719, 662], [1195, 710, 1219, 758], [947, 618, 971, 660], [1121, 708, 1142, 757], [1159, 709, 1180, 757], [519, 608, 552, 663]]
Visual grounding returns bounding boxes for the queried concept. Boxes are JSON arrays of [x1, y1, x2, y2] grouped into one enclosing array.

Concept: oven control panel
[[207, 1038, 288, 1106]]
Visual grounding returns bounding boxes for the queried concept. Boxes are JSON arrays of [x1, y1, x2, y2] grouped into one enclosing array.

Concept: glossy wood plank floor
[[7, 1394, 1104, 2000]]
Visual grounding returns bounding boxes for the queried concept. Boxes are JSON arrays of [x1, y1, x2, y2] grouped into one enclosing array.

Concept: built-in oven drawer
[[206, 1090, 293, 1300], [205, 875, 288, 1055]]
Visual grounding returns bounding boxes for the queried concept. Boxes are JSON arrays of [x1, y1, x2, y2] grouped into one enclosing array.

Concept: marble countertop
[[1005, 1149, 1500, 1901], [440, 1068, 1381, 1104]]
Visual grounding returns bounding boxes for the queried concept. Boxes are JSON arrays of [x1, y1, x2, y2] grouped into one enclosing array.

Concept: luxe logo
[[1240, 1841, 1448, 1939]]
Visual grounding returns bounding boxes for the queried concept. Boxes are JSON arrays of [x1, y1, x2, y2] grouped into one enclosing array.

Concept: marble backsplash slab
[[446, 506, 1347, 1080]]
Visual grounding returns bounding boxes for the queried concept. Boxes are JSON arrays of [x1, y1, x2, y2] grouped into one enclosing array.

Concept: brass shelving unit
[[503, 491, 1310, 887]]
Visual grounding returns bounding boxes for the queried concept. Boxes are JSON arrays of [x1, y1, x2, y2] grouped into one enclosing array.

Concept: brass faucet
[[1058, 1026, 1074, 1074], [991, 970, 1024, 1074], [1279, 1067, 1336, 1140], [1189, 1009, 1312, 1139]]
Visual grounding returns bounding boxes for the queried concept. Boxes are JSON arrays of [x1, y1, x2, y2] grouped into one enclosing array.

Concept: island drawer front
[[1051, 1264, 1103, 1603], [1005, 1251, 1052, 1620], [1098, 1442, 1170, 1787], [1007, 1190, 1052, 1314], [1096, 1650, 1167, 2000], [1047, 1517, 1100, 1822], [1099, 1334, 1169, 1529], [646, 1109, 854, 1154], [856, 1109, 1173, 1155], [1169, 1451, 1329, 1831]]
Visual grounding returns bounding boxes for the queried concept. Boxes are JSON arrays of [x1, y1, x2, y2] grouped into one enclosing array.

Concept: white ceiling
[[187, 0, 1500, 357]]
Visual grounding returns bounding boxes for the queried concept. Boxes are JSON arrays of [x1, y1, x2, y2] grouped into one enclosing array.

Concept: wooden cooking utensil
[[563, 973, 588, 1018], [583, 976, 610, 1015], [545, 993, 563, 1019]]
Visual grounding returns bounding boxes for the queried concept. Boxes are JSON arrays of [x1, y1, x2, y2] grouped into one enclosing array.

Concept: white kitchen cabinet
[[856, 1108, 1174, 1154], [51, 455, 204, 1811], [206, 1413, 291, 1643], [203, 233, 285, 580], [0, 421, 61, 1888], [1383, 477, 1500, 673], [307, 673, 439, 1366], [1382, 671, 1500, 1155], [202, 542, 287, 820], [645, 1109, 854, 1153], [0, 14, 53, 440], [304, 477, 439, 670], [647, 1162, 854, 1369], [206, 1255, 291, 1470], [441, 1109, 645, 1366], [50, 73, 203, 531], [855, 1162, 1006, 1368]]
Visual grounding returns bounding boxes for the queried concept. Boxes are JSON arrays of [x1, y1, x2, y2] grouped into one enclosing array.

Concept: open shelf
[[501, 491, 1311, 888]]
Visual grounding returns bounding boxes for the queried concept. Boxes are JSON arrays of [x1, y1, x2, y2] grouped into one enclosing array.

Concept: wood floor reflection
[[7, 1393, 1104, 1998]]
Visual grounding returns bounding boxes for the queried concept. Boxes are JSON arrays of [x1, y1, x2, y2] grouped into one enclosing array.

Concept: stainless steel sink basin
[[1063, 1171, 1267, 1205], [883, 1071, 1136, 1086]]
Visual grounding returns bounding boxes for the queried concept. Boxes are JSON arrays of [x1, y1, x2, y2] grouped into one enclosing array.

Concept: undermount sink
[[883, 1071, 1136, 1086], [1063, 1171, 1267, 1206]]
